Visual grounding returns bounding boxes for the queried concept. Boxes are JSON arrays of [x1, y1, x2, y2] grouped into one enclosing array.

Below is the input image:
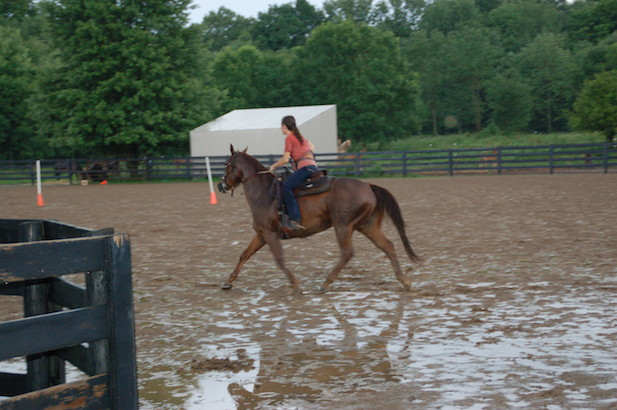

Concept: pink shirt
[[285, 134, 317, 169]]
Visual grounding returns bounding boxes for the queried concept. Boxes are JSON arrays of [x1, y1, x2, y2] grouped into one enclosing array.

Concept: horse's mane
[[237, 152, 267, 171]]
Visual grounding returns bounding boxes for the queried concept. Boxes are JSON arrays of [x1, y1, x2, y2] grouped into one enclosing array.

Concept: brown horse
[[217, 145, 420, 294]]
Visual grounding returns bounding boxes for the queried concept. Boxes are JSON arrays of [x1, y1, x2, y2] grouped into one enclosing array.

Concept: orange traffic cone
[[37, 193, 45, 207], [100, 180, 108, 185], [210, 191, 218, 205]]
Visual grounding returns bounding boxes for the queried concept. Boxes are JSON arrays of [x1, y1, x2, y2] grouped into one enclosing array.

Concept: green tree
[[40, 0, 215, 157], [570, 70, 617, 141], [573, 33, 617, 79], [212, 45, 295, 111], [322, 0, 376, 24], [487, 0, 565, 53], [515, 33, 578, 132], [0, 26, 35, 159], [373, 0, 426, 38], [486, 69, 533, 131], [252, 0, 323, 51], [420, 0, 480, 35], [296, 21, 422, 145], [568, 0, 617, 44], [199, 7, 254, 51], [440, 27, 501, 132], [404, 29, 450, 134], [406, 27, 500, 134], [1, 0, 32, 21]]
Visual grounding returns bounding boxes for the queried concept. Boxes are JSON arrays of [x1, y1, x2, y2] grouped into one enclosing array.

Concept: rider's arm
[[269, 152, 291, 172]]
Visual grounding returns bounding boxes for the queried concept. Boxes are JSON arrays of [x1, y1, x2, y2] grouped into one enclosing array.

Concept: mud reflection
[[141, 280, 617, 410], [175, 291, 413, 409]]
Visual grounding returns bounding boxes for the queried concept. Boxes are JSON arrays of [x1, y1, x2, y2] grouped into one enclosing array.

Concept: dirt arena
[[1, 173, 616, 409]]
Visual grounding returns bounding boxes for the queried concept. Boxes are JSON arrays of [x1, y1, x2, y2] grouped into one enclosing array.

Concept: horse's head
[[217, 144, 246, 194]]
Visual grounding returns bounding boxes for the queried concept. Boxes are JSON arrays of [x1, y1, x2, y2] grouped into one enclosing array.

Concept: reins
[[241, 170, 272, 184]]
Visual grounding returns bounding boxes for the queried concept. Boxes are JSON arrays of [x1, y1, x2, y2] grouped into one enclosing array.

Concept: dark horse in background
[[54, 160, 120, 182], [217, 145, 421, 294]]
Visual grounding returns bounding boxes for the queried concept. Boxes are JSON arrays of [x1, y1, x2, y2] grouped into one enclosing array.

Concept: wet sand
[[1, 174, 616, 408]]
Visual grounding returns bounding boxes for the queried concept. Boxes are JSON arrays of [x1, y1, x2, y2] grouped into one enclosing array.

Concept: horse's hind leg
[[359, 224, 412, 291], [222, 234, 265, 290], [319, 225, 354, 293]]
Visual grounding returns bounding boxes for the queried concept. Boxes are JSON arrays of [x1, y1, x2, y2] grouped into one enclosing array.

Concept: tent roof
[[191, 105, 336, 133]]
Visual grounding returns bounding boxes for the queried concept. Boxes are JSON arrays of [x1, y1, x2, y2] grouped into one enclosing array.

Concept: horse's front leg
[[222, 234, 265, 290], [263, 232, 302, 295]]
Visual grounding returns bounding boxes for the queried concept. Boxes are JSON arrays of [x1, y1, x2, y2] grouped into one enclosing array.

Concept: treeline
[[1, 0, 616, 160]]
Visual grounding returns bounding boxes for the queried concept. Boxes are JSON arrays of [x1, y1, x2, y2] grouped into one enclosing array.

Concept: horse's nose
[[217, 181, 227, 193]]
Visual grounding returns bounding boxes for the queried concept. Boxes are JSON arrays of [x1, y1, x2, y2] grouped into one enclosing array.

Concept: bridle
[[218, 153, 271, 194]]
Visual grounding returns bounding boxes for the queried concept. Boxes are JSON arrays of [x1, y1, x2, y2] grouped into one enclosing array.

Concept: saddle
[[271, 169, 335, 239], [293, 170, 333, 196]]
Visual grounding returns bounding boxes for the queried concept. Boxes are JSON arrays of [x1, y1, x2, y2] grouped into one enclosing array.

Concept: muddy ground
[[1, 173, 616, 409]]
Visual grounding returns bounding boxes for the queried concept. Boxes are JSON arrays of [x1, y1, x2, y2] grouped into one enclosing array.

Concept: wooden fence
[[0, 143, 615, 184], [0, 219, 137, 409]]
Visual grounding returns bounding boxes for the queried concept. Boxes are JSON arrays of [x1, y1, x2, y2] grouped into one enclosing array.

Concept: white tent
[[189, 105, 337, 158]]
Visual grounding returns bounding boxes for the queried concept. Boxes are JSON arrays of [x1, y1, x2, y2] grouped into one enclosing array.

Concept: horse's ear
[[242, 147, 248, 153], [230, 144, 235, 154]]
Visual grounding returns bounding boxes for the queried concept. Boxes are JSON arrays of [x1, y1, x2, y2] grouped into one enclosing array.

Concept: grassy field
[[363, 132, 606, 152]]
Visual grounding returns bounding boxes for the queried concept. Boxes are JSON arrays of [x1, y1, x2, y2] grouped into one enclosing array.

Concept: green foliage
[[568, 0, 617, 44], [252, 0, 324, 51], [370, 132, 606, 151], [0, 25, 42, 160], [404, 27, 501, 134], [212, 45, 294, 111], [515, 33, 578, 133], [1, 0, 32, 21], [487, 0, 564, 53], [2, 0, 617, 159], [574, 33, 617, 79], [420, 0, 480, 34], [570, 70, 617, 141], [440, 27, 502, 132], [323, 0, 375, 24], [39, 0, 218, 157], [372, 0, 426, 38], [198, 7, 254, 52], [486, 69, 533, 132], [296, 21, 422, 146]]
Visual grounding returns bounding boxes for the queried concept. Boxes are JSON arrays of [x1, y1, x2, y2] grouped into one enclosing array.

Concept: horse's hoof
[[318, 286, 328, 294], [403, 282, 412, 291], [291, 288, 304, 296], [221, 283, 233, 290]]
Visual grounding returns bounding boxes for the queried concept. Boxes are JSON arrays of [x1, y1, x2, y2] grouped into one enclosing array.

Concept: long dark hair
[[282, 115, 304, 144]]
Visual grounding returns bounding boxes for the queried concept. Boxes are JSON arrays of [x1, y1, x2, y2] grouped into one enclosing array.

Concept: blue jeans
[[283, 165, 318, 222]]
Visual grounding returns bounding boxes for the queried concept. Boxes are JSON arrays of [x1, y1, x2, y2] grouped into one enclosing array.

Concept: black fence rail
[[0, 219, 137, 409], [1, 143, 615, 185]]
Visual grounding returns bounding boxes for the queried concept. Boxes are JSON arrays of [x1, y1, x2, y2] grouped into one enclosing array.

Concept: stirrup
[[288, 220, 305, 231]]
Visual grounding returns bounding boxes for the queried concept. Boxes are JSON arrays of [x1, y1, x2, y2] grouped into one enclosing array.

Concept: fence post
[[86, 271, 109, 375], [19, 221, 66, 390], [145, 159, 152, 181], [448, 150, 454, 176], [29, 160, 36, 186], [549, 146, 555, 174], [105, 234, 138, 409], [497, 148, 502, 175], [354, 152, 361, 177], [603, 144, 609, 174], [402, 152, 407, 177]]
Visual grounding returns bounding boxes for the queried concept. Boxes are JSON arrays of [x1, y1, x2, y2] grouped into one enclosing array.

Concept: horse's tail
[[370, 184, 421, 263]]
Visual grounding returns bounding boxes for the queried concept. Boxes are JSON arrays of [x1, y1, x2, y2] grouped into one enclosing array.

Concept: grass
[[363, 131, 606, 152]]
